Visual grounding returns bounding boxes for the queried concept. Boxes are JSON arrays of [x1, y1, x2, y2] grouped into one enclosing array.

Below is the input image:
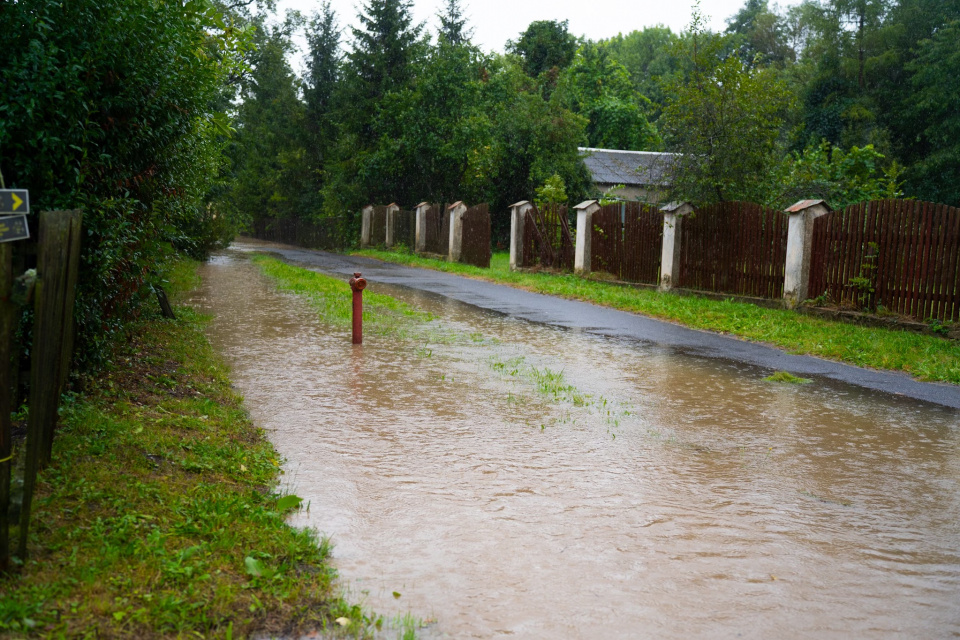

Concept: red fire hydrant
[[348, 272, 367, 344]]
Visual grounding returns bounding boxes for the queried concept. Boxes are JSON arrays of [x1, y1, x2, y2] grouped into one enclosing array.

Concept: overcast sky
[[272, 0, 802, 72]]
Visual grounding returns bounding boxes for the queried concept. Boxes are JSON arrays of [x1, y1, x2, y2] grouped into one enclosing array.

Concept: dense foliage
[[0, 0, 248, 369], [221, 0, 958, 252]]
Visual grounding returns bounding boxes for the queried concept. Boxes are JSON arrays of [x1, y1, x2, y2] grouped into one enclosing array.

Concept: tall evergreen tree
[[344, 0, 423, 143], [438, 0, 471, 45], [304, 1, 341, 209]]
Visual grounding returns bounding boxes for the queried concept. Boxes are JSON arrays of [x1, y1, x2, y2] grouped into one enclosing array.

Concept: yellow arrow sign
[[0, 190, 29, 214]]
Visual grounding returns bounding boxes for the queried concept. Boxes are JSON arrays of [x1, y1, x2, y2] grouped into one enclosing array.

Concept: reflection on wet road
[[188, 249, 960, 639]]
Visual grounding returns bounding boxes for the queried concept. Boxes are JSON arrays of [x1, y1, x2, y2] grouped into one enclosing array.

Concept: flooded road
[[189, 249, 960, 639]]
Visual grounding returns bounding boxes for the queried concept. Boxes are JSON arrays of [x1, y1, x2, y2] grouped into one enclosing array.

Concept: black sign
[[0, 190, 29, 214], [0, 215, 30, 243]]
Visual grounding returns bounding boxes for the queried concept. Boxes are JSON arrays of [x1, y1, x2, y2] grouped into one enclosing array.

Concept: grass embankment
[[0, 260, 377, 638], [353, 249, 960, 385]]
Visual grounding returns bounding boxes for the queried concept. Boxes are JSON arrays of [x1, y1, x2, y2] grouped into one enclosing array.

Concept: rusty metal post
[[348, 272, 367, 344]]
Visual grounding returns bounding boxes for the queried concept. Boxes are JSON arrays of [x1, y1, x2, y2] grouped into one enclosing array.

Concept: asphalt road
[[241, 240, 960, 411]]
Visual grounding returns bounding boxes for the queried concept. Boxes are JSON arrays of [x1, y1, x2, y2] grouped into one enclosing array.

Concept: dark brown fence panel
[[423, 203, 450, 255], [249, 217, 348, 251], [678, 201, 788, 299], [370, 205, 388, 246], [394, 209, 416, 248], [591, 204, 622, 276], [809, 200, 960, 321], [461, 204, 492, 268], [522, 204, 574, 271], [622, 202, 663, 284]]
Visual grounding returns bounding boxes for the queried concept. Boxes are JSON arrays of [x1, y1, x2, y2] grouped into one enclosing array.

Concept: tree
[[438, 0, 472, 45], [725, 0, 795, 65], [221, 20, 312, 223], [303, 2, 341, 212], [507, 20, 578, 78], [599, 27, 680, 120], [554, 43, 661, 150], [659, 9, 794, 203], [343, 0, 424, 144], [904, 20, 960, 205], [0, 0, 247, 368]]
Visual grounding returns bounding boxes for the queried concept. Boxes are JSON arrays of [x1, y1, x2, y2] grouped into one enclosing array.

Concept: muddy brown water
[[188, 250, 960, 639]]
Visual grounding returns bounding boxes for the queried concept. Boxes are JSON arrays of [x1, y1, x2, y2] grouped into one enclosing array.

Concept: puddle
[[188, 250, 960, 638]]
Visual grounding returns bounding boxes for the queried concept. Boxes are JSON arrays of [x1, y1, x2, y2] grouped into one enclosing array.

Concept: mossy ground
[[354, 249, 960, 385], [0, 260, 378, 638]]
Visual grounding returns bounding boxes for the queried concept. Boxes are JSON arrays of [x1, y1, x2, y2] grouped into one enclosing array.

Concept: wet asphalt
[[243, 242, 960, 411]]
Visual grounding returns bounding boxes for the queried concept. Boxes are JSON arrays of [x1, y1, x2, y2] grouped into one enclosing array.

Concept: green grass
[[253, 254, 432, 334], [0, 259, 380, 639], [354, 249, 960, 385], [764, 371, 813, 384]]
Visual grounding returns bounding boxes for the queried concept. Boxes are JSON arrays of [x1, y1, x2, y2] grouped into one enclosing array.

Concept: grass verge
[[0, 259, 378, 638], [353, 249, 960, 385]]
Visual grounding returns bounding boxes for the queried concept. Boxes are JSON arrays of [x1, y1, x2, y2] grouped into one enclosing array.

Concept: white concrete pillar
[[447, 201, 467, 262], [385, 202, 399, 248], [509, 200, 533, 270], [414, 202, 430, 253], [574, 200, 600, 275], [659, 201, 694, 291], [783, 199, 832, 308], [360, 205, 373, 248]]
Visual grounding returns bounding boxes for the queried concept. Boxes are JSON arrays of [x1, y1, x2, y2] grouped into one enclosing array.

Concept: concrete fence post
[[448, 201, 467, 262], [574, 200, 600, 275], [385, 202, 399, 249], [783, 199, 832, 308], [509, 200, 533, 270], [360, 205, 373, 248], [415, 202, 430, 253], [659, 201, 694, 291]]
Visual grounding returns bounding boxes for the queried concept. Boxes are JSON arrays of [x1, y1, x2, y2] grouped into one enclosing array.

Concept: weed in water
[[764, 371, 813, 384]]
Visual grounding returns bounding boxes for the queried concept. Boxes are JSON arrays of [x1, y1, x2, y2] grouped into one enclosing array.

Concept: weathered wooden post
[[447, 201, 467, 263], [360, 205, 373, 248], [574, 200, 600, 275], [509, 200, 533, 271], [385, 203, 399, 249], [18, 209, 83, 562], [415, 202, 430, 254], [659, 201, 693, 291], [783, 199, 831, 308], [349, 272, 367, 345], [0, 188, 31, 572]]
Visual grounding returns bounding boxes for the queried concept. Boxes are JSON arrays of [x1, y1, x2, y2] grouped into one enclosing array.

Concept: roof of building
[[579, 147, 678, 187]]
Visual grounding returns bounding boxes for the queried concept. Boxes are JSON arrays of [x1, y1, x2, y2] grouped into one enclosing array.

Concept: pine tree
[[345, 0, 423, 144], [438, 0, 472, 45], [305, 2, 341, 180]]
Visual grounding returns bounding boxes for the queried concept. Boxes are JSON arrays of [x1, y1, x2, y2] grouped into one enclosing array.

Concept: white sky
[[271, 0, 802, 73]]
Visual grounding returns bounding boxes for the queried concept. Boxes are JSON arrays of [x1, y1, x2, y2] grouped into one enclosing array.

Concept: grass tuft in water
[[764, 371, 813, 384]]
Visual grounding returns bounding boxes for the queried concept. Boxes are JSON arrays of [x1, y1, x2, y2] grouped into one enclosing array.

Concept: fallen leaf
[[392, 591, 401, 599], [335, 617, 350, 626]]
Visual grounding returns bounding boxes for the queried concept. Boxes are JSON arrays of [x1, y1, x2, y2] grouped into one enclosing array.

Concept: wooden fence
[[461, 204, 492, 268], [422, 203, 450, 256], [250, 217, 349, 251], [370, 206, 387, 246], [591, 202, 662, 285], [521, 204, 575, 271], [809, 200, 960, 321], [394, 209, 416, 248], [678, 201, 788, 298]]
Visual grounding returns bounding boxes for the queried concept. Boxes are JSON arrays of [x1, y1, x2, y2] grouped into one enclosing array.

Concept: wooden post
[[0, 244, 14, 572], [18, 210, 82, 561]]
